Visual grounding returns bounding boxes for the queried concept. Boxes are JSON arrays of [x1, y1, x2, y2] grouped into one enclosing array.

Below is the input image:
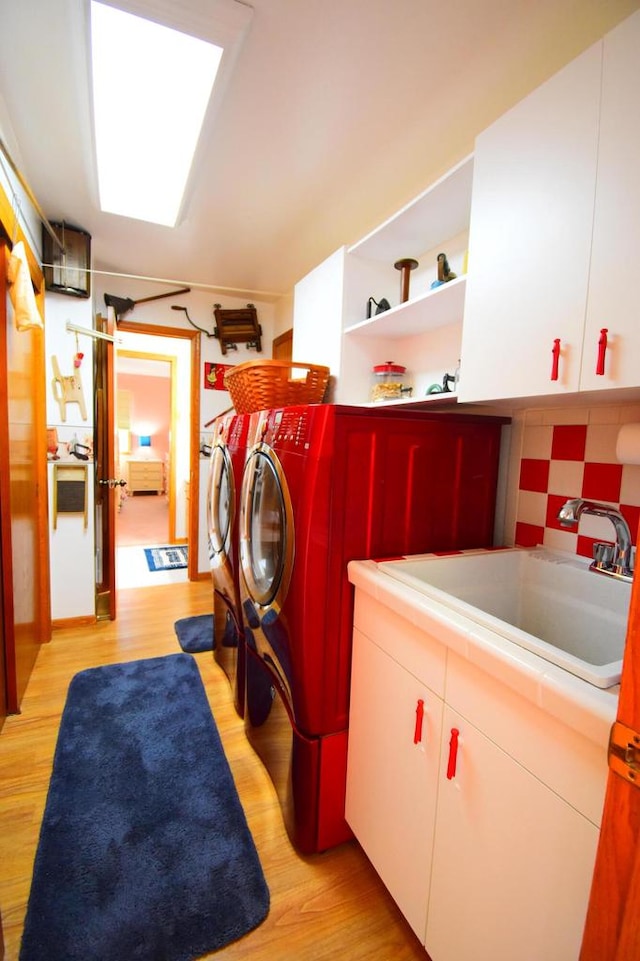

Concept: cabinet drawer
[[130, 479, 161, 492], [129, 466, 162, 479]]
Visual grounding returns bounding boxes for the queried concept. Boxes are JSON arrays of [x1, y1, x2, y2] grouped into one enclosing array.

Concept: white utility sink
[[378, 548, 632, 688]]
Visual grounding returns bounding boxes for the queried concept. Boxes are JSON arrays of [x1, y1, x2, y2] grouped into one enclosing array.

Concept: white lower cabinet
[[346, 627, 443, 941], [425, 702, 598, 961], [346, 594, 603, 960]]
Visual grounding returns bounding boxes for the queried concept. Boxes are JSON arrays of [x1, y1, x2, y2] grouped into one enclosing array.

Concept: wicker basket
[[224, 359, 331, 414]]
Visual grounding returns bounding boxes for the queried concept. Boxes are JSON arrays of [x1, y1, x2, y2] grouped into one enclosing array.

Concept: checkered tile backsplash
[[514, 407, 640, 560]]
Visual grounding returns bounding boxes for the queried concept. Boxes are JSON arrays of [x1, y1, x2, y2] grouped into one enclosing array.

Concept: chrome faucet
[[557, 498, 634, 582]]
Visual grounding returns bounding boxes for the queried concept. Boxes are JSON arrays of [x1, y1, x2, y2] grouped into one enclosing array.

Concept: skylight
[[90, 1, 223, 227]]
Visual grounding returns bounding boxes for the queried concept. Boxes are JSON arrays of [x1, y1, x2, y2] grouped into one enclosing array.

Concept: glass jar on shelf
[[370, 362, 413, 403]]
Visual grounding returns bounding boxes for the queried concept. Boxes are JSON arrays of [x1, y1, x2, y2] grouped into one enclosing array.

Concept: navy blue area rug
[[174, 614, 215, 653], [20, 653, 269, 961], [144, 545, 188, 572]]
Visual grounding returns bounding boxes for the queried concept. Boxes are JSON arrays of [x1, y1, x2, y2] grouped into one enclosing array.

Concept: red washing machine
[[206, 411, 252, 717], [239, 403, 508, 854]]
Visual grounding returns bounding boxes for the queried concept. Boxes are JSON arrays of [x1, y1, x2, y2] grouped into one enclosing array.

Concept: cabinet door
[[581, 10, 640, 391], [425, 705, 599, 961], [458, 43, 602, 402], [345, 628, 443, 942]]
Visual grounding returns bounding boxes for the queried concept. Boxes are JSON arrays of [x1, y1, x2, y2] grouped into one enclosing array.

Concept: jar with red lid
[[370, 361, 413, 403]]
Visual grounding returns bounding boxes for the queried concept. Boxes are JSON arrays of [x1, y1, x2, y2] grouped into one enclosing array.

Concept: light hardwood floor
[[0, 580, 427, 961]]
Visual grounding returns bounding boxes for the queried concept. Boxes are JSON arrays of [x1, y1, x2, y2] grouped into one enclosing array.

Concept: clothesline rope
[[40, 263, 284, 301]]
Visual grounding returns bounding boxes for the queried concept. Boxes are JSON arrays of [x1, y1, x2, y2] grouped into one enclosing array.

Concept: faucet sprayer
[[557, 498, 634, 582]]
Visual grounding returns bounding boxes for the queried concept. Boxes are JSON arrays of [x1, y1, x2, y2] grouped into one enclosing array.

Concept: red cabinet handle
[[550, 338, 561, 381], [596, 328, 608, 376], [414, 699, 425, 744], [446, 728, 460, 780]]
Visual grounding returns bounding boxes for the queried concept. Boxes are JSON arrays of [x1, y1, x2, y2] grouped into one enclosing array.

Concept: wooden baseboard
[[52, 615, 97, 630]]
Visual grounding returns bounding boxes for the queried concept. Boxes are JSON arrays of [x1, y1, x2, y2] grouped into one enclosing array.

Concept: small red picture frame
[[204, 362, 233, 391]]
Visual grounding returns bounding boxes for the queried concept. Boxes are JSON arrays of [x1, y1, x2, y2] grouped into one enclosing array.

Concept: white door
[[458, 42, 601, 402], [345, 629, 443, 942], [425, 703, 599, 961], [581, 10, 640, 391]]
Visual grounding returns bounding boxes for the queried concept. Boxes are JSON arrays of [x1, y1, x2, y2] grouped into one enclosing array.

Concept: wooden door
[[579, 533, 640, 959], [0, 239, 12, 723], [0, 229, 50, 713], [272, 329, 292, 361], [94, 310, 117, 620]]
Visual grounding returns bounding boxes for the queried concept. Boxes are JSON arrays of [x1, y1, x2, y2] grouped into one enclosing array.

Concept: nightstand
[[127, 459, 164, 494]]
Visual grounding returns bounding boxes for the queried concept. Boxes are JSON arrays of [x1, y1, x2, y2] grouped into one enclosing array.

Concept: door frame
[[0, 195, 50, 712], [117, 321, 201, 582], [579, 519, 640, 959]]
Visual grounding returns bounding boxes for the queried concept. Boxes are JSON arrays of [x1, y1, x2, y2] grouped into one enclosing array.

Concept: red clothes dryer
[[206, 411, 251, 717], [239, 403, 507, 854]]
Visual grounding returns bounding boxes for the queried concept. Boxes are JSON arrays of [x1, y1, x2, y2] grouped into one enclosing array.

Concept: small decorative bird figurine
[[437, 253, 457, 283]]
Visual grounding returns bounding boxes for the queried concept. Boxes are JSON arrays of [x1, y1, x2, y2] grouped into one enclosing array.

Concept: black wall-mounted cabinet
[[43, 222, 91, 298]]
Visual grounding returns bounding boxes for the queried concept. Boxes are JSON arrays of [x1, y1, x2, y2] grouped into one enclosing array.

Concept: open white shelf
[[344, 275, 466, 339], [293, 153, 474, 406], [357, 392, 459, 410]]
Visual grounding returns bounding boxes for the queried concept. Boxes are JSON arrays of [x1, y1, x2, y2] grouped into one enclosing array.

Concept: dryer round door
[[240, 447, 294, 609], [207, 443, 234, 566]]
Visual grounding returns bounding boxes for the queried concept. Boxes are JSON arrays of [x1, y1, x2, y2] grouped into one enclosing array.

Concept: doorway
[[115, 349, 187, 589], [98, 320, 200, 604]]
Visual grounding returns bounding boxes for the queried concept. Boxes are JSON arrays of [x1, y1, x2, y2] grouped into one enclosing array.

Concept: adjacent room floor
[[116, 491, 187, 589]]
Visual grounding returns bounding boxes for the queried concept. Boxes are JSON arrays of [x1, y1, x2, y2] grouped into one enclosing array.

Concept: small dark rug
[[144, 545, 188, 572], [20, 653, 269, 961], [174, 614, 215, 653]]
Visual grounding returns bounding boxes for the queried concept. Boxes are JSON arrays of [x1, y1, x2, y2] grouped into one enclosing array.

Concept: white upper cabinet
[[581, 11, 640, 391], [458, 42, 601, 402], [293, 10, 640, 407], [458, 9, 640, 403]]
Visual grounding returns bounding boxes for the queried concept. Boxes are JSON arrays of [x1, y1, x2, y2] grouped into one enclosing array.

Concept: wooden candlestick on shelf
[[394, 258, 419, 303]]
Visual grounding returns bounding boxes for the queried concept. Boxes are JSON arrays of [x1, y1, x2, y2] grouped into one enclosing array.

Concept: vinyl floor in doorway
[[116, 547, 188, 590]]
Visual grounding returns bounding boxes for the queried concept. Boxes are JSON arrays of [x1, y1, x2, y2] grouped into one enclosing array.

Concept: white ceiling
[[1, 0, 638, 301]]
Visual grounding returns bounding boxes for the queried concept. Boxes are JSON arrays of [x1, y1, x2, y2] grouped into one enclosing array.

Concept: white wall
[[45, 292, 97, 620], [96, 280, 279, 576], [0, 112, 100, 621], [42, 275, 283, 614]]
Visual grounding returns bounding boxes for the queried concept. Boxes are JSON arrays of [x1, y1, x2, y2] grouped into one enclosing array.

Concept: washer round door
[[207, 442, 234, 568], [240, 447, 294, 611]]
